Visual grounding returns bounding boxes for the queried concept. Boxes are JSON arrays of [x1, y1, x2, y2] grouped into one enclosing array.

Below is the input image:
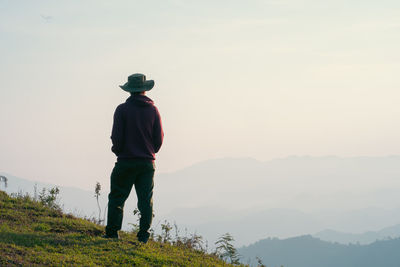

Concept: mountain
[[313, 224, 400, 245], [238, 235, 400, 267], [161, 205, 400, 247], [3, 155, 400, 246], [155, 155, 400, 245], [0, 190, 231, 266], [155, 155, 400, 213]]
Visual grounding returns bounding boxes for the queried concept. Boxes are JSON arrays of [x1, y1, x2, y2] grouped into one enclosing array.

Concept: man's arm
[[153, 107, 164, 153], [111, 105, 125, 155]]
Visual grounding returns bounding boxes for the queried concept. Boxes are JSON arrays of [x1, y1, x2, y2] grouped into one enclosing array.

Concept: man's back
[[111, 94, 163, 161]]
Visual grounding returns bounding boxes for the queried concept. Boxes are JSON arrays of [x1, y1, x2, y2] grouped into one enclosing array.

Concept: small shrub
[[182, 232, 204, 251], [215, 233, 241, 265], [160, 220, 172, 243], [94, 182, 103, 225], [152, 220, 206, 253], [128, 208, 141, 233], [10, 190, 31, 200], [0, 175, 8, 189], [256, 256, 266, 267], [38, 187, 61, 210]]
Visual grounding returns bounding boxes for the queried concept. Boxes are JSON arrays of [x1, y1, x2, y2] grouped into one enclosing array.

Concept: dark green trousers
[[105, 159, 155, 242]]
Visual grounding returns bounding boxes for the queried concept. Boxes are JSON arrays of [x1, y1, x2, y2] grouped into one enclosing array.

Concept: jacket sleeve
[[153, 107, 164, 153], [111, 105, 125, 155]]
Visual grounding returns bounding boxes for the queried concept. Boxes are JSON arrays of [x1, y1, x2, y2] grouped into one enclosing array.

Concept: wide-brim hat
[[119, 73, 155, 92]]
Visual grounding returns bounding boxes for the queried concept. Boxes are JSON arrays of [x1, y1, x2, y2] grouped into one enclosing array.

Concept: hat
[[119, 73, 155, 92]]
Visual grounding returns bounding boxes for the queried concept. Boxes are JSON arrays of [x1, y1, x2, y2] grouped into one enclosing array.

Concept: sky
[[1, 0, 400, 190]]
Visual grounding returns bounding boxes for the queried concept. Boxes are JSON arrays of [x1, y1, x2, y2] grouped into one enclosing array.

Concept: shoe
[[102, 233, 119, 239], [137, 230, 149, 243], [138, 238, 149, 244]]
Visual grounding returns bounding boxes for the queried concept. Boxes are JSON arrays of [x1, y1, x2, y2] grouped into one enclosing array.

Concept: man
[[104, 73, 164, 243]]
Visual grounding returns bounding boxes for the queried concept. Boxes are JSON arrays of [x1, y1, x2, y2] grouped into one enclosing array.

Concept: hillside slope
[[0, 190, 233, 266]]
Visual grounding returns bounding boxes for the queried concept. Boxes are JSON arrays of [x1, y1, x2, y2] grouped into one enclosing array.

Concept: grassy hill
[[0, 190, 235, 266]]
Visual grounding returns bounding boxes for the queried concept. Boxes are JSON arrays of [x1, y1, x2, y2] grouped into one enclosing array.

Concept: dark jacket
[[111, 95, 164, 161]]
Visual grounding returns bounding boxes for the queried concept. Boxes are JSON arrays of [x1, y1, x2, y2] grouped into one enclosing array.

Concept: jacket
[[111, 95, 164, 161]]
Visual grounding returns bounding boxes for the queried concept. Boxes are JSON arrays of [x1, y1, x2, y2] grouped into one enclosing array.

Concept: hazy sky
[[1, 0, 400, 189]]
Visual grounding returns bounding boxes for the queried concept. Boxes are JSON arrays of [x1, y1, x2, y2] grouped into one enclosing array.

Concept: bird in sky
[[40, 15, 53, 23]]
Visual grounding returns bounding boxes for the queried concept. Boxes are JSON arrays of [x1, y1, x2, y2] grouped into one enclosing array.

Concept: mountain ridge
[[313, 223, 400, 245], [238, 234, 400, 267]]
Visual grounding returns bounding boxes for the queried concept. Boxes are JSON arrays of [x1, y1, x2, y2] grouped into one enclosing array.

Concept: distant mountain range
[[2, 155, 400, 246], [155, 155, 400, 213], [313, 224, 400, 245], [155, 155, 400, 245], [238, 235, 400, 267]]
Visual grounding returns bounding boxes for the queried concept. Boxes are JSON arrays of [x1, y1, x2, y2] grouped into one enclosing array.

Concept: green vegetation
[[0, 190, 237, 266], [215, 233, 241, 264]]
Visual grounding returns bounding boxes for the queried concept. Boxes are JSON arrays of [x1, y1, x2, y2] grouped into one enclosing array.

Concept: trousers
[[105, 159, 155, 242]]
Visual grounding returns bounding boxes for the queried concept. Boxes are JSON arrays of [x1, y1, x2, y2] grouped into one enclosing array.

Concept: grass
[[0, 190, 236, 266]]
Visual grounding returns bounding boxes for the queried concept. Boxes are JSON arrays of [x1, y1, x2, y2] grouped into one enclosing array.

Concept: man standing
[[104, 73, 164, 243]]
